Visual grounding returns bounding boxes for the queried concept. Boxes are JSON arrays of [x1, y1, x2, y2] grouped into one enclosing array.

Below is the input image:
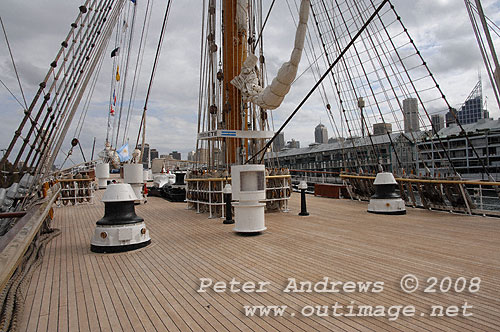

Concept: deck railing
[[55, 178, 95, 206], [185, 174, 291, 218], [288, 169, 500, 216], [0, 183, 61, 294]]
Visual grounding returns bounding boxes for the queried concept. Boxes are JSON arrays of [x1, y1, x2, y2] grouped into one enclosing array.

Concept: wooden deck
[[18, 191, 500, 331]]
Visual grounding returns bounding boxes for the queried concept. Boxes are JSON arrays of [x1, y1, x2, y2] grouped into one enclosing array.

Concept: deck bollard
[[298, 181, 309, 216], [223, 184, 234, 224]]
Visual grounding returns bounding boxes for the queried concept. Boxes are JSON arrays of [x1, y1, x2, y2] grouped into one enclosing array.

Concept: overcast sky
[[0, 0, 499, 167]]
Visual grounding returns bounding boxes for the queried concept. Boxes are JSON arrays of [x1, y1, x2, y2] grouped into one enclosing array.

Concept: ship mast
[[222, 0, 246, 165]]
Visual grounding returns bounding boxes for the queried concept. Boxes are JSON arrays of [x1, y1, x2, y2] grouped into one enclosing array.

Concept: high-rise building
[[403, 98, 419, 133], [373, 123, 392, 136], [431, 114, 444, 132], [273, 132, 285, 152], [445, 108, 457, 127], [169, 151, 181, 160], [314, 123, 328, 144], [457, 96, 487, 124], [187, 151, 195, 161], [136, 143, 150, 168], [150, 148, 159, 160], [446, 81, 488, 127]]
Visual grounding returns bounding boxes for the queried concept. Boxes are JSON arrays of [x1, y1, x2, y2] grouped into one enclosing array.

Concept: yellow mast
[[222, 0, 246, 165]]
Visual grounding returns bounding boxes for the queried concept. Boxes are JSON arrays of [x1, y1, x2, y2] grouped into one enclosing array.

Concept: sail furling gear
[[236, 0, 248, 33], [230, 0, 310, 110]]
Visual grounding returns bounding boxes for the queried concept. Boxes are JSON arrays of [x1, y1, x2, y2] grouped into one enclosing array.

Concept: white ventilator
[[123, 163, 145, 203], [230, 0, 310, 110], [231, 165, 267, 233], [95, 163, 110, 189]]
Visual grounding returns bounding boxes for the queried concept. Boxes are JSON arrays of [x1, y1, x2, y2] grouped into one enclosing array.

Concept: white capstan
[[373, 172, 398, 185], [101, 183, 138, 202], [368, 172, 406, 215]]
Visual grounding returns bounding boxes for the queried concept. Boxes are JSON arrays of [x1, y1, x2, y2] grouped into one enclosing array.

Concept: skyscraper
[[446, 81, 488, 127], [403, 98, 420, 133], [314, 123, 328, 144], [431, 114, 444, 132], [150, 148, 159, 160], [273, 132, 285, 152], [169, 151, 181, 160], [137, 143, 150, 169], [445, 108, 457, 127], [458, 96, 486, 124]]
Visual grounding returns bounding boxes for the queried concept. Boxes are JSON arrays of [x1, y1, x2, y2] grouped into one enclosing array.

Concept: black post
[[91, 137, 96, 161], [78, 141, 87, 163], [223, 192, 234, 224], [299, 182, 309, 216]]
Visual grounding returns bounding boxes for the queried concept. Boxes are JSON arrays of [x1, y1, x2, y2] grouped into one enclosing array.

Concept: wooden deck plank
[[85, 254, 113, 332], [66, 207, 80, 332], [39, 224, 60, 332], [148, 207, 421, 332], [135, 245, 273, 332], [94, 257, 135, 331], [57, 212, 69, 332], [46, 232, 60, 332], [156, 220, 411, 332], [113, 252, 173, 332], [143, 210, 364, 332], [16, 191, 500, 332], [70, 206, 91, 332], [112, 253, 182, 332], [18, 256, 41, 332], [130, 252, 218, 332]]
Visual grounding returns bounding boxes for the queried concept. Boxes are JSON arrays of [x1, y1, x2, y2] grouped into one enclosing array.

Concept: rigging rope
[[136, 0, 174, 162], [24, 0, 110, 172], [307, 1, 365, 171], [122, 0, 154, 145], [247, 0, 390, 164], [32, 0, 121, 187], [464, 0, 500, 111], [195, 0, 207, 169], [299, 1, 353, 170], [73, 36, 109, 143], [0, 16, 28, 110], [14, 0, 105, 177], [253, 0, 275, 50], [110, 4, 130, 149], [319, 0, 384, 171], [115, 1, 137, 148], [286, 0, 354, 171], [0, 78, 25, 110], [331, 0, 402, 170]]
